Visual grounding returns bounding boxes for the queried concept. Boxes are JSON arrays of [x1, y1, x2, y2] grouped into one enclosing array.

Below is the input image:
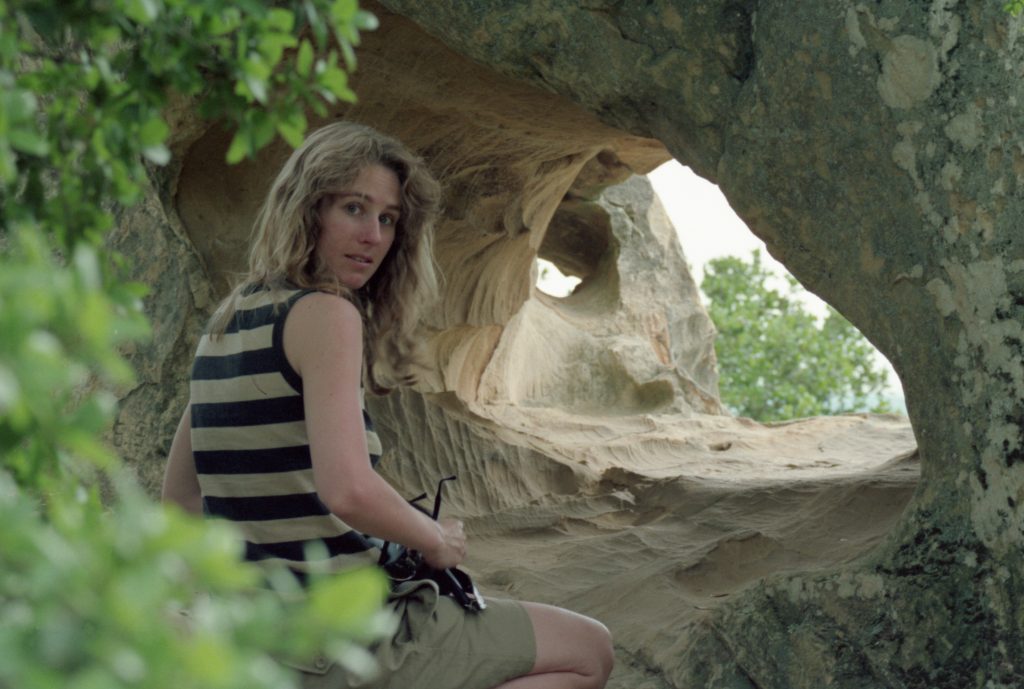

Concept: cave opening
[[648, 160, 906, 421]]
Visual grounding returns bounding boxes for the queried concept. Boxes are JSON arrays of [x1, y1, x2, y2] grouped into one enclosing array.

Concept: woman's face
[[315, 164, 401, 289]]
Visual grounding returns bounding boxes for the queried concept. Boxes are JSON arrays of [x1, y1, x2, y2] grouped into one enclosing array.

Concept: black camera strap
[[375, 475, 487, 612]]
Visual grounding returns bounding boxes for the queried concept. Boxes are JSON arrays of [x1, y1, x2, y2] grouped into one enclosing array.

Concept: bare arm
[[162, 405, 203, 515], [284, 293, 464, 569]]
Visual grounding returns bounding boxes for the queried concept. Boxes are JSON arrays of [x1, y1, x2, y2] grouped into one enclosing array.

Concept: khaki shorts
[[298, 580, 536, 689]]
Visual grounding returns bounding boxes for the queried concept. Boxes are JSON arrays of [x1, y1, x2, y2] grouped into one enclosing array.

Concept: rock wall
[[116, 1, 1023, 686], [375, 0, 1024, 686]]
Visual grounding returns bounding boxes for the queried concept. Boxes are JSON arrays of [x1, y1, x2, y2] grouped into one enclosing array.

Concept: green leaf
[[309, 98, 328, 118], [296, 38, 314, 77], [72, 244, 101, 289], [276, 111, 307, 148], [0, 365, 20, 414], [0, 146, 15, 182], [266, 7, 295, 33], [308, 567, 388, 633], [259, 32, 297, 67], [209, 7, 242, 36], [3, 89, 38, 121], [123, 0, 160, 25], [90, 128, 112, 162], [249, 110, 277, 150], [8, 129, 49, 156], [303, 0, 329, 47], [226, 130, 251, 164], [242, 56, 271, 103], [318, 63, 356, 102], [330, 0, 358, 22], [245, 74, 268, 104], [339, 40, 358, 72], [353, 10, 379, 31], [138, 117, 169, 147]]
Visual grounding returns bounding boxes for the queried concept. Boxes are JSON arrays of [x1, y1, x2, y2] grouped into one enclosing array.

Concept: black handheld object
[[376, 475, 487, 612]]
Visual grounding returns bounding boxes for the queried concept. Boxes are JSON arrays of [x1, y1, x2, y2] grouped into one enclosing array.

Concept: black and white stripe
[[190, 286, 381, 574]]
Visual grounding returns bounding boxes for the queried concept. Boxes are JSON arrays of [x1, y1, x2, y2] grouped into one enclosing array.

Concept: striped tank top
[[189, 285, 382, 575]]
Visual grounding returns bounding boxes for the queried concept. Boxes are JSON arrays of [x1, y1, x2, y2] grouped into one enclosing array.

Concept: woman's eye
[[380, 215, 397, 226], [345, 201, 362, 214]]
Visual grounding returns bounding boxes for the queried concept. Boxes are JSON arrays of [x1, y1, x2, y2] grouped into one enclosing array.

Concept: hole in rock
[[536, 258, 581, 298], [648, 160, 906, 421], [535, 199, 621, 314]]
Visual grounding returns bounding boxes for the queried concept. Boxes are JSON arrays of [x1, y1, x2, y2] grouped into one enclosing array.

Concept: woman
[[162, 121, 613, 689]]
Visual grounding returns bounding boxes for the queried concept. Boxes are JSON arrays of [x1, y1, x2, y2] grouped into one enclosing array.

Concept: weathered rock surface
[[115, 1, 1024, 687], [373, 1, 1024, 686]]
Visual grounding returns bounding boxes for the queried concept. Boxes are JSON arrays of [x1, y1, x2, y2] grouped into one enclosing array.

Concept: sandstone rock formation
[[116, 1, 1023, 687]]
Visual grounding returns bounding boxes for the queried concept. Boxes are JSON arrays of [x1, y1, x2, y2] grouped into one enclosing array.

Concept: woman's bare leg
[[493, 601, 613, 689]]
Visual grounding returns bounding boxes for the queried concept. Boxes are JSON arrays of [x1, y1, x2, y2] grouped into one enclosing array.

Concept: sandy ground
[[452, 411, 919, 688]]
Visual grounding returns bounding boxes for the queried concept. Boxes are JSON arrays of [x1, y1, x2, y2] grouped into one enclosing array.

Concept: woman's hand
[[421, 517, 466, 570]]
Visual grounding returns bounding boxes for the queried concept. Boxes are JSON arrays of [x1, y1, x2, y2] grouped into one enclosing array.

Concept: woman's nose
[[360, 219, 383, 243]]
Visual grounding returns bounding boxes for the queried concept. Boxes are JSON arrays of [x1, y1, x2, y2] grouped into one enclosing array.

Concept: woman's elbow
[[162, 484, 203, 516], [318, 480, 375, 523]]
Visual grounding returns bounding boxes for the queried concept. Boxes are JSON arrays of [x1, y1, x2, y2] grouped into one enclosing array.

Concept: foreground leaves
[[0, 474, 391, 689], [1, 1, 388, 686]]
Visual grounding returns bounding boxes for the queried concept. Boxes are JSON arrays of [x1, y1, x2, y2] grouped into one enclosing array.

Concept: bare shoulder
[[290, 291, 361, 328], [285, 292, 363, 374]]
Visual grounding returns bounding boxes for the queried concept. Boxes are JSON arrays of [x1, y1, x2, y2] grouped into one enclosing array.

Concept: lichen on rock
[[117, 0, 1024, 686]]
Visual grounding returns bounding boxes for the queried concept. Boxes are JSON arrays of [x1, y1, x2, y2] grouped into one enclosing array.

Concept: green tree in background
[[702, 251, 892, 422], [0, 2, 390, 688]]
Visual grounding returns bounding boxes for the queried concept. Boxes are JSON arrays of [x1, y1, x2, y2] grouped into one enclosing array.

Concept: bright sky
[[647, 161, 770, 287], [537, 159, 906, 412]]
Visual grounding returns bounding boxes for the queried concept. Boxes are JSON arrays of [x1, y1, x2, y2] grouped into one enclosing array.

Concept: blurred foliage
[[0, 474, 392, 689], [0, 1, 390, 687], [1006, 0, 1024, 17], [702, 251, 892, 422]]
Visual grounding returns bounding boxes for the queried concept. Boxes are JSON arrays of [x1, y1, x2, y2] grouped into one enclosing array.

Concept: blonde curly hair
[[209, 121, 441, 392]]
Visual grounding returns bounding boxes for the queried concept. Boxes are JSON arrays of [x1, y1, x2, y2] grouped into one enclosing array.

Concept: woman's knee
[[588, 617, 614, 681], [522, 602, 614, 683], [571, 616, 613, 688]]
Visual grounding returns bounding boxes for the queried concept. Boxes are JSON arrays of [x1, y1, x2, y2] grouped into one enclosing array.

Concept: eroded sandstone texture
[[373, 0, 1024, 686], [117, 1, 1022, 687]]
